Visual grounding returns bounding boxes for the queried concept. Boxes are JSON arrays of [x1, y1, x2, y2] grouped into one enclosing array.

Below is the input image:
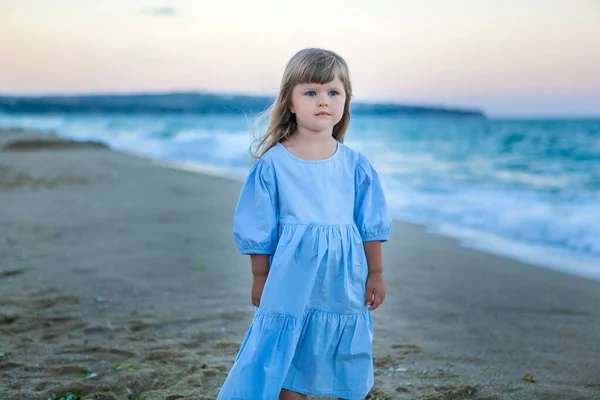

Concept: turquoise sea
[[2, 113, 599, 280]]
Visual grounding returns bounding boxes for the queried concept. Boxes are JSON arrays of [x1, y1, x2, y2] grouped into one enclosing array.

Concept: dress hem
[[281, 384, 369, 400]]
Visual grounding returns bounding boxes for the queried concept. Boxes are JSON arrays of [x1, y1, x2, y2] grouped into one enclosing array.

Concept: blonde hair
[[251, 48, 353, 162]]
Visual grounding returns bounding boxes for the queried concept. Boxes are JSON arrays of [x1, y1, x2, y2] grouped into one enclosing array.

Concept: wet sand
[[1, 129, 599, 400]]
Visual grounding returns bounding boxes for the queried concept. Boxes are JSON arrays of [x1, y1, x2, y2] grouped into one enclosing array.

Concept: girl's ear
[[289, 104, 295, 114]]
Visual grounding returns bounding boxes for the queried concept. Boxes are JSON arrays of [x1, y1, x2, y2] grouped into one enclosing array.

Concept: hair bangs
[[292, 55, 349, 88]]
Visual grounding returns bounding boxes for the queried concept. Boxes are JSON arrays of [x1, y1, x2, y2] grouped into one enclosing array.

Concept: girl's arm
[[250, 254, 270, 307], [364, 241, 386, 311], [363, 241, 383, 275], [250, 254, 270, 277]]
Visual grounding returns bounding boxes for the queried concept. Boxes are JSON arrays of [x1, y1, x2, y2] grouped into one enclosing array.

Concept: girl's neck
[[290, 127, 334, 145], [281, 130, 338, 161]]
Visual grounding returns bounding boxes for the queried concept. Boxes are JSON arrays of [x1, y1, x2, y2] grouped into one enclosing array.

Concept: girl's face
[[289, 76, 346, 134]]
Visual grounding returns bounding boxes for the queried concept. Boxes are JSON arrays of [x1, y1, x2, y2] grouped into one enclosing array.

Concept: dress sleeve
[[354, 154, 392, 242], [233, 159, 279, 255]]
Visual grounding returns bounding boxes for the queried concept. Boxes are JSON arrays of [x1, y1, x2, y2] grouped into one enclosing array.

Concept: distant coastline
[[0, 92, 486, 118]]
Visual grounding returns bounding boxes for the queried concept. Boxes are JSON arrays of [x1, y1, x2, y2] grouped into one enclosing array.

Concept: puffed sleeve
[[233, 159, 279, 255], [354, 154, 392, 242]]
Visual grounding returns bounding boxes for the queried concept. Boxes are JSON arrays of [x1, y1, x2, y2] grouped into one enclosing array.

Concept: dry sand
[[0, 129, 599, 400]]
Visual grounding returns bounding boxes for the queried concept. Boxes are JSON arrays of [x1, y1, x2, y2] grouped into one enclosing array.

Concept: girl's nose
[[318, 95, 329, 107]]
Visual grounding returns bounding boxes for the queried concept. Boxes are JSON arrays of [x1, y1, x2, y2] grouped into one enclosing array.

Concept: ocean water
[[1, 113, 599, 280]]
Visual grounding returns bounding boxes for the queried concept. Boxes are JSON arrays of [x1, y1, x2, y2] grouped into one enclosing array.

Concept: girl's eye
[[306, 91, 316, 97], [329, 91, 338, 97]]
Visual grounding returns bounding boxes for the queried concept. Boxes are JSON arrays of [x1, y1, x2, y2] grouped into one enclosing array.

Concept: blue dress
[[217, 142, 392, 400]]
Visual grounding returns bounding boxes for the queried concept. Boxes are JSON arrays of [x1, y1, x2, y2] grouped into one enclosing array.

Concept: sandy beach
[[1, 128, 599, 400]]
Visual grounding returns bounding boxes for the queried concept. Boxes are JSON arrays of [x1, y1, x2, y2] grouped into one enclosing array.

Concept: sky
[[1, 0, 599, 117]]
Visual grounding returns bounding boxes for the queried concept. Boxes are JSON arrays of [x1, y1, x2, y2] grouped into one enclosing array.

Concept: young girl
[[217, 48, 392, 400]]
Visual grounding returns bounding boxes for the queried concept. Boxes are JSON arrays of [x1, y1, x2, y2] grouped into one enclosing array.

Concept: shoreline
[[1, 123, 597, 284], [2, 128, 600, 399]]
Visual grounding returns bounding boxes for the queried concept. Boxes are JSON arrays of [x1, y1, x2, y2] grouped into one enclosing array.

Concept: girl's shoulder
[[338, 142, 373, 171], [251, 145, 279, 173]]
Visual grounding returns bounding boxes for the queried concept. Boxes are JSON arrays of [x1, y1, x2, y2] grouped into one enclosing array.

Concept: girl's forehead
[[296, 76, 344, 87]]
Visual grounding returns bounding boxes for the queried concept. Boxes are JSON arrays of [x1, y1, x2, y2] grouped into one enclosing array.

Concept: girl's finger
[[365, 289, 373, 304], [369, 296, 382, 310]]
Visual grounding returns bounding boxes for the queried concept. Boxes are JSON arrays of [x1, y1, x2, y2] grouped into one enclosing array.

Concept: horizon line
[[2, 89, 600, 119]]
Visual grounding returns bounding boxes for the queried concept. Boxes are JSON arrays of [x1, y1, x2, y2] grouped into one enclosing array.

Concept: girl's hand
[[365, 272, 386, 311], [251, 274, 267, 307]]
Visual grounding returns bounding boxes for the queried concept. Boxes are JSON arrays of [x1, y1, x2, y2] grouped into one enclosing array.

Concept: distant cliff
[[0, 92, 485, 118]]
